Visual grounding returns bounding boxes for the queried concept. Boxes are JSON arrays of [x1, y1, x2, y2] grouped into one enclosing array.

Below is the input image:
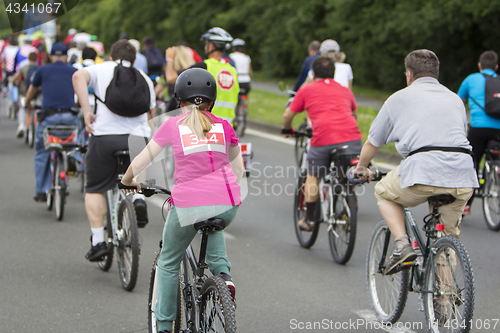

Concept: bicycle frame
[[399, 207, 448, 300]]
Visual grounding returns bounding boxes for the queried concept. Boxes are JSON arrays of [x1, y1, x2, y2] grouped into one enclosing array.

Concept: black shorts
[[85, 135, 148, 193], [238, 82, 251, 96], [307, 140, 362, 178]]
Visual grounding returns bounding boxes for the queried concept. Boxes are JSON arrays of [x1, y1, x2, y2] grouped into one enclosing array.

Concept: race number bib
[[179, 123, 226, 155]]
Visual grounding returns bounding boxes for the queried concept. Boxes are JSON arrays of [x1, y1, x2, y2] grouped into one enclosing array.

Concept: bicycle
[[480, 137, 500, 231], [293, 130, 360, 264], [294, 118, 311, 167], [234, 93, 248, 138], [97, 151, 141, 291], [366, 172, 475, 332], [43, 125, 79, 221], [140, 182, 237, 333], [24, 105, 38, 148], [277, 83, 309, 167]]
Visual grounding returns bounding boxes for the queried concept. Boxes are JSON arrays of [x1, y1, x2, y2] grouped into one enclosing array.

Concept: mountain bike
[[293, 130, 360, 264], [480, 137, 500, 231], [97, 151, 141, 291], [140, 182, 237, 333], [43, 125, 79, 221], [366, 173, 475, 332]]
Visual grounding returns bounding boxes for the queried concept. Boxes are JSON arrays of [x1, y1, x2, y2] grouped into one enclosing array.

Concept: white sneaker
[[16, 125, 26, 139]]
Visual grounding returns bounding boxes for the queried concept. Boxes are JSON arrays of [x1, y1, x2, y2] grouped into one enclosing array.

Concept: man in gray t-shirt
[[353, 49, 478, 275]]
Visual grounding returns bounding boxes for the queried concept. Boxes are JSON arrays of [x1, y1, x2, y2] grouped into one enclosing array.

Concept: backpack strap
[[407, 146, 473, 157]]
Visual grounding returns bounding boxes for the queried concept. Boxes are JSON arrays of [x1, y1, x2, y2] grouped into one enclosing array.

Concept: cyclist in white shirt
[[301, 39, 353, 90], [73, 40, 156, 261], [229, 38, 252, 95]]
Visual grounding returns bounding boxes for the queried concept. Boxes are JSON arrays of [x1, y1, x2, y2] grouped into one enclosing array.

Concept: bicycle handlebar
[[118, 180, 171, 197], [348, 168, 387, 184], [294, 129, 313, 139]]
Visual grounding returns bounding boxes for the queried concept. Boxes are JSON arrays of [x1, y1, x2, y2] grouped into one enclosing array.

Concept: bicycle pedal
[[386, 261, 415, 275], [397, 261, 416, 271]]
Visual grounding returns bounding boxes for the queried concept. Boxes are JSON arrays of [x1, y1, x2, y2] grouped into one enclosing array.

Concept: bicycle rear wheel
[[148, 250, 160, 333], [424, 236, 475, 332], [117, 198, 140, 291], [293, 174, 320, 248], [97, 200, 114, 271], [54, 154, 66, 221], [366, 220, 410, 324], [482, 164, 500, 231], [328, 188, 357, 264], [199, 276, 236, 333]]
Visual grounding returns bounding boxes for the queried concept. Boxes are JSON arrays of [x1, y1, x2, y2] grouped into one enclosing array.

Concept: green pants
[[156, 205, 239, 332]]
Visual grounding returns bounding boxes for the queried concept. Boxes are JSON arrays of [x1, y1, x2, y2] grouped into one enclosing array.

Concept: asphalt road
[[1, 97, 499, 333]]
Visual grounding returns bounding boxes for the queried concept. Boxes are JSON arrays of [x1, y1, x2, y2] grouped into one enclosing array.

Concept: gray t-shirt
[[368, 77, 478, 189]]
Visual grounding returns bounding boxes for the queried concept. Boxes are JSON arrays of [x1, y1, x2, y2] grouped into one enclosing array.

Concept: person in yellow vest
[[165, 27, 239, 122]]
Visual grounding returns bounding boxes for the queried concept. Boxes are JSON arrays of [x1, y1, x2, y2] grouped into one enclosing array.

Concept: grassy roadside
[[247, 88, 397, 154]]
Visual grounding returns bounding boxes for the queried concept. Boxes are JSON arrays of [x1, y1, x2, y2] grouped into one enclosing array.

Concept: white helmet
[[232, 38, 245, 47]]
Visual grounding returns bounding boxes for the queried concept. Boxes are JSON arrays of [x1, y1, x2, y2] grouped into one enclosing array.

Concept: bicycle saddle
[[427, 194, 456, 207], [194, 218, 226, 231], [329, 145, 349, 156], [113, 150, 129, 157]]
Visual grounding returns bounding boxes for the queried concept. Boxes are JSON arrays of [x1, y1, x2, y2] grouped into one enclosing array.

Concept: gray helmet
[[200, 27, 233, 50], [174, 68, 217, 109]]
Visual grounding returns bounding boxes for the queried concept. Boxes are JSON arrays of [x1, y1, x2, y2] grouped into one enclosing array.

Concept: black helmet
[[174, 68, 217, 109], [200, 27, 233, 51]]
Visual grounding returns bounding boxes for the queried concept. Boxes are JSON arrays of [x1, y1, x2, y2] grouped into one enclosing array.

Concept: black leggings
[[467, 126, 500, 205], [468, 127, 500, 169]]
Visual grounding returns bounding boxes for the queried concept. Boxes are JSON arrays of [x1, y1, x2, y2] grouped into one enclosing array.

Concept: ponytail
[[178, 104, 213, 138]]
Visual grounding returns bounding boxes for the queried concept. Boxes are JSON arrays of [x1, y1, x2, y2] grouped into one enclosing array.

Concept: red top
[[290, 79, 361, 146]]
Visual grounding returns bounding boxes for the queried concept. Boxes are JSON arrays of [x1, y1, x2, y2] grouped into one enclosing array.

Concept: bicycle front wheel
[[424, 236, 475, 333], [54, 154, 66, 221], [148, 251, 160, 333], [28, 114, 35, 148], [97, 200, 114, 271], [482, 164, 500, 231], [234, 103, 247, 138], [293, 174, 320, 248], [294, 122, 308, 167], [367, 220, 410, 324], [328, 188, 357, 264], [199, 276, 236, 333], [117, 198, 140, 291], [174, 250, 195, 333]]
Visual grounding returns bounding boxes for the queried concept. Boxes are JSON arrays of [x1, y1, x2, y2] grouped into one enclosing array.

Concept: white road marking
[[353, 309, 418, 333]]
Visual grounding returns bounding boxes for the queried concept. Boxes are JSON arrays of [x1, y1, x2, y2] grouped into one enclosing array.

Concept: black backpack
[[470, 73, 500, 119], [95, 61, 151, 117], [143, 47, 164, 72]]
